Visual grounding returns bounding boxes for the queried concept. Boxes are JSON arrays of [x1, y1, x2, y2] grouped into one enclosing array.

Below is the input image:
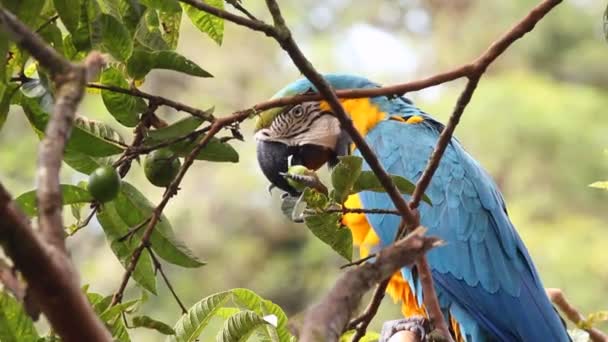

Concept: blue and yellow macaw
[[254, 74, 569, 341]]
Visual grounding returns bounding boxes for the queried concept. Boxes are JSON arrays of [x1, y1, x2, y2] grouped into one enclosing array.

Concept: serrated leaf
[[0, 292, 39, 342], [100, 67, 147, 127], [132, 315, 175, 335], [353, 171, 432, 205], [230, 289, 292, 342], [20, 96, 124, 157], [15, 184, 93, 217], [98, 13, 133, 61], [96, 203, 157, 294], [116, 182, 204, 268], [216, 310, 271, 342], [589, 181, 608, 190], [182, 0, 224, 45], [304, 212, 353, 261], [169, 291, 232, 342], [331, 156, 362, 203], [54, 0, 81, 33], [146, 116, 205, 141], [74, 116, 126, 145], [140, 0, 181, 13], [127, 49, 212, 80]]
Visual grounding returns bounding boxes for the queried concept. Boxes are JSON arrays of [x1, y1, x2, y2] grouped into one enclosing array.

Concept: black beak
[[256, 140, 335, 196], [257, 140, 298, 195]]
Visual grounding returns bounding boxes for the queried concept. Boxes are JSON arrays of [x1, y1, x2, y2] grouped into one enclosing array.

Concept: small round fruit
[[144, 148, 181, 187], [286, 165, 312, 191], [87, 165, 120, 202]]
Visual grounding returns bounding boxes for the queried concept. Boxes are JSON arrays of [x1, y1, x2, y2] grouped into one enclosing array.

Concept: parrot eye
[[291, 105, 304, 118]]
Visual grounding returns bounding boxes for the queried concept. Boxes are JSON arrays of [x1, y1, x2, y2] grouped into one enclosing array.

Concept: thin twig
[[348, 278, 391, 338], [324, 207, 401, 216], [340, 254, 376, 270], [546, 288, 608, 342], [87, 83, 215, 121], [147, 246, 188, 315], [226, 0, 258, 21], [111, 109, 253, 306]]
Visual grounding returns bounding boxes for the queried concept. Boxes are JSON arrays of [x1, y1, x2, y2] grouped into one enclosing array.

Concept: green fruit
[[87, 165, 120, 202], [286, 165, 312, 191], [144, 148, 181, 187]]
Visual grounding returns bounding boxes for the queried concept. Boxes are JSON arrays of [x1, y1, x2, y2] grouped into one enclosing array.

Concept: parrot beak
[[257, 140, 299, 195], [256, 140, 335, 196]]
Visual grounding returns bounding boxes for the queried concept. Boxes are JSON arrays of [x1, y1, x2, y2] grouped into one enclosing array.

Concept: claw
[[380, 316, 429, 342], [267, 183, 276, 195]]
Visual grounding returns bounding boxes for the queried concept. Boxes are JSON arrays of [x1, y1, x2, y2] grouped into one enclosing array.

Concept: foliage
[[282, 155, 429, 261]]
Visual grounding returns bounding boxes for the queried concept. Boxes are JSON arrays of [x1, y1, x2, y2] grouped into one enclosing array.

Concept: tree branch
[[546, 288, 608, 342], [111, 109, 253, 305], [0, 183, 111, 341], [299, 227, 441, 341], [0, 6, 110, 342]]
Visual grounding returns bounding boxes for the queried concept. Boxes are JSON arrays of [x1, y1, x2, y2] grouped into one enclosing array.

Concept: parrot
[[254, 74, 570, 342]]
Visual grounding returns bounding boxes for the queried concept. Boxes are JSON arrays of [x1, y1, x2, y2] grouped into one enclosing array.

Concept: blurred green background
[[1, 0, 608, 340]]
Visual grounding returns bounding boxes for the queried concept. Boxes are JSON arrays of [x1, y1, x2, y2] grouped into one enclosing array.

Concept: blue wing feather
[[357, 119, 569, 342]]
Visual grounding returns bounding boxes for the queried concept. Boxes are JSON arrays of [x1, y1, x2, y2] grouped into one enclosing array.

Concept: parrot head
[[254, 74, 408, 195]]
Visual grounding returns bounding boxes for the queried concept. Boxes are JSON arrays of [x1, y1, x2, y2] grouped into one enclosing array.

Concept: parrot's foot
[[380, 316, 429, 342]]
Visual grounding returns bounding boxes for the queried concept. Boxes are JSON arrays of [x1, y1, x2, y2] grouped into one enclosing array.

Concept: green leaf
[[216, 310, 271, 342], [127, 49, 212, 80], [0, 31, 9, 83], [100, 67, 147, 127], [0, 292, 39, 342], [331, 156, 363, 203], [172, 136, 239, 163], [146, 116, 205, 141], [182, 0, 224, 45], [15, 184, 93, 217], [304, 212, 353, 261], [63, 149, 103, 174], [132, 315, 175, 335], [20, 97, 124, 157], [353, 171, 432, 205], [98, 14, 133, 61], [134, 9, 171, 50], [96, 203, 157, 294], [116, 182, 204, 268], [170, 291, 232, 342], [140, 0, 181, 13], [0, 84, 17, 130], [1, 0, 45, 27], [159, 10, 182, 50], [589, 181, 608, 190], [214, 307, 241, 319], [54, 0, 82, 33], [301, 188, 328, 211], [74, 115, 126, 145], [230, 289, 292, 342]]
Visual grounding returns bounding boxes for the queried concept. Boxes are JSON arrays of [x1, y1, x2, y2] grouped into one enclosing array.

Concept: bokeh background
[[1, 0, 608, 340]]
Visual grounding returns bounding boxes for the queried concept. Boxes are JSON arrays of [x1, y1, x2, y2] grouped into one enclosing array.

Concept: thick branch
[[0, 6, 110, 342], [0, 184, 111, 341], [299, 228, 440, 342], [36, 67, 86, 250]]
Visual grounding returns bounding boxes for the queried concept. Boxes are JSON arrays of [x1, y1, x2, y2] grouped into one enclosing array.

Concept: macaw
[[254, 74, 569, 342]]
